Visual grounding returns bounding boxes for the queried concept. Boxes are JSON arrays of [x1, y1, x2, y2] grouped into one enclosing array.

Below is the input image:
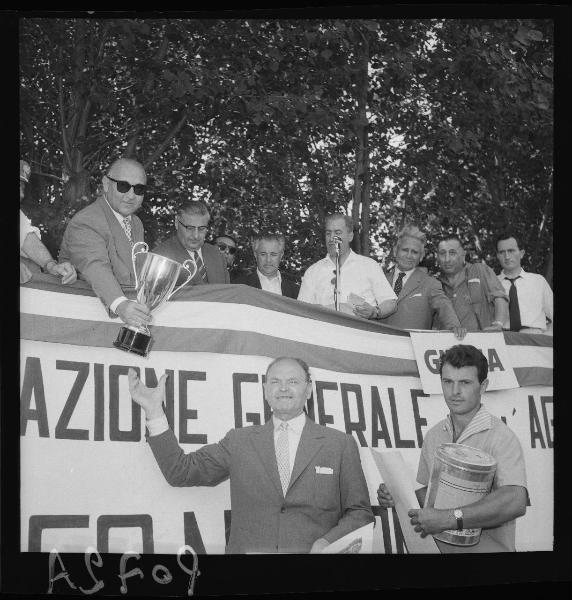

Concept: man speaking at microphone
[[298, 213, 397, 320]]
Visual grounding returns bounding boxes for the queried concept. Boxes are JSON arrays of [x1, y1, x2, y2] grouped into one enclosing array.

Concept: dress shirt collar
[[186, 246, 204, 261], [257, 268, 282, 285], [326, 248, 355, 266], [104, 196, 131, 226], [272, 411, 306, 435], [393, 267, 414, 286], [501, 268, 525, 280]]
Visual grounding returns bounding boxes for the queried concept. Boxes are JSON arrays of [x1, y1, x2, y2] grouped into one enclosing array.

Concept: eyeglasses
[[217, 243, 237, 255], [106, 175, 147, 196], [177, 219, 208, 233]]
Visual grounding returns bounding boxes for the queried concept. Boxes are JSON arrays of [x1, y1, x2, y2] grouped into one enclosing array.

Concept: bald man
[[59, 158, 151, 329]]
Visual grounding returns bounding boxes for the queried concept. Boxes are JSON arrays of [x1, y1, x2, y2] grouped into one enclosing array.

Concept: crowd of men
[[20, 156, 549, 554], [20, 157, 553, 336]]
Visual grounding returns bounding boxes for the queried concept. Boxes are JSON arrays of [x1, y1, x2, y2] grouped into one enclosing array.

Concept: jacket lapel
[[98, 197, 135, 283], [399, 268, 423, 298], [288, 418, 325, 491], [250, 420, 284, 497]]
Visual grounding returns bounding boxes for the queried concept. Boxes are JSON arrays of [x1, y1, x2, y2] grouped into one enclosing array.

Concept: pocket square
[[411, 293, 422, 298], [315, 466, 334, 475], [468, 278, 481, 284]]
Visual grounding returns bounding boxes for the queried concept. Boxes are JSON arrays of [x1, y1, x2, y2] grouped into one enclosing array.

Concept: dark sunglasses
[[106, 175, 147, 196], [217, 243, 237, 255]]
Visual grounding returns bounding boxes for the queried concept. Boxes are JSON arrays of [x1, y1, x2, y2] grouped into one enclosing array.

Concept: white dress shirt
[[272, 412, 306, 478], [257, 269, 283, 295], [298, 250, 396, 307], [498, 268, 553, 332]]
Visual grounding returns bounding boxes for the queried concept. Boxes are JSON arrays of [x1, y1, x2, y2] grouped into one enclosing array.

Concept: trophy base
[[113, 326, 152, 357]]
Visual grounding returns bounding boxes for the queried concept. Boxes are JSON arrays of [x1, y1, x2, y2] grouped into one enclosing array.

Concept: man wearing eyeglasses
[[59, 158, 151, 329], [153, 200, 230, 286]]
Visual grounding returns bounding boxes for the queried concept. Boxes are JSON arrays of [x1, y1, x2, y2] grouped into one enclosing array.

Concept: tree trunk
[[352, 30, 370, 255]]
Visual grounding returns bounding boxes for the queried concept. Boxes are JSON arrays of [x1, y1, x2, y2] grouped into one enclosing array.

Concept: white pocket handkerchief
[[315, 466, 333, 475], [468, 278, 481, 284], [411, 293, 422, 298]]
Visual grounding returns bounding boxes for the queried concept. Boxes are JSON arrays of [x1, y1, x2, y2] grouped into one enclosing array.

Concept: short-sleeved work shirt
[[438, 262, 508, 330], [417, 406, 527, 552]]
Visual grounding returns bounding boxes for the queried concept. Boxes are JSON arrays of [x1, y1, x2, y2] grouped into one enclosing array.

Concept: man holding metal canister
[[378, 345, 528, 552]]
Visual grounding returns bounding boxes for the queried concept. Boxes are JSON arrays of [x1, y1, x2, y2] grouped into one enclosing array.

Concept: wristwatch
[[453, 508, 464, 530]]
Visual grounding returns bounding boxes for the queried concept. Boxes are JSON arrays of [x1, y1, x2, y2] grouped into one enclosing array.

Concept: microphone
[[332, 235, 342, 246]]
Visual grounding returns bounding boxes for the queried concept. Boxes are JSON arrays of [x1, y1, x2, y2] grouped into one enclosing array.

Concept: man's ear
[[480, 378, 489, 395]]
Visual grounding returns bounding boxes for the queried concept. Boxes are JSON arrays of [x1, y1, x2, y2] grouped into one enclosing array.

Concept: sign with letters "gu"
[[409, 331, 520, 395]]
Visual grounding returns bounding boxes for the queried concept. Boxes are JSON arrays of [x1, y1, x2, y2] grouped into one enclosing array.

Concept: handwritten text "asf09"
[[47, 545, 200, 596]]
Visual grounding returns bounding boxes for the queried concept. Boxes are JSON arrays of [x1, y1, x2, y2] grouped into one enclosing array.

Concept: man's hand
[[451, 326, 467, 340], [407, 507, 452, 537], [116, 299, 152, 329], [352, 301, 377, 320], [377, 483, 395, 508], [47, 261, 77, 285], [128, 368, 167, 420], [309, 537, 330, 553]]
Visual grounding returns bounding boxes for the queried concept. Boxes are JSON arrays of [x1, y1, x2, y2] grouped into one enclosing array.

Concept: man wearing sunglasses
[[153, 200, 230, 286], [59, 158, 151, 329], [215, 234, 238, 270]]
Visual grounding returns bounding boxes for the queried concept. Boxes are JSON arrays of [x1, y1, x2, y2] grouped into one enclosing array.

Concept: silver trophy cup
[[113, 241, 198, 356]]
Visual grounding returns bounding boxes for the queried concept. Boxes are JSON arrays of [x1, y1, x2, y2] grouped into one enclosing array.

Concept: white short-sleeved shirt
[[20, 209, 41, 257], [298, 250, 396, 307], [498, 269, 553, 332]]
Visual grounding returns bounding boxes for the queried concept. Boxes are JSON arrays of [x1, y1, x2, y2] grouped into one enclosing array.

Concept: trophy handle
[[131, 241, 149, 290], [168, 258, 198, 299]]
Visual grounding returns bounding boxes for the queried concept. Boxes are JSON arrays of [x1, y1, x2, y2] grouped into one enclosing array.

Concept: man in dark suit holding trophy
[[377, 345, 528, 552]]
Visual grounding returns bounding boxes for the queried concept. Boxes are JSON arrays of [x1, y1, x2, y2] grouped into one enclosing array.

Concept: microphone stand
[[334, 241, 341, 312]]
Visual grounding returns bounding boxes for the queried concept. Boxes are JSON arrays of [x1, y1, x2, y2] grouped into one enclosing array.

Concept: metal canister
[[425, 443, 497, 546]]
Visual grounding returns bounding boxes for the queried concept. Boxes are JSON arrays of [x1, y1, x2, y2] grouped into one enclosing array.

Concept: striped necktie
[[192, 250, 208, 283], [122, 217, 133, 244], [276, 421, 290, 495]]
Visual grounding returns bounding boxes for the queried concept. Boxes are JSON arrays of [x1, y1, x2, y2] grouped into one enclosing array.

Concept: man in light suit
[[128, 356, 373, 554], [233, 232, 300, 298], [381, 225, 466, 339], [59, 158, 151, 330], [152, 200, 229, 286]]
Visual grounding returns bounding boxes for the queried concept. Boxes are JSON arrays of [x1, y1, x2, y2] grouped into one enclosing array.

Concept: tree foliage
[[19, 17, 553, 283]]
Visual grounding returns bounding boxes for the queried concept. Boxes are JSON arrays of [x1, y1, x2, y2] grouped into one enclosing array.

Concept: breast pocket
[[314, 470, 338, 510]]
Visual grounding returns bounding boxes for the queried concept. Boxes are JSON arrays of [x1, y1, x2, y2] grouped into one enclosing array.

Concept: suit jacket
[[148, 417, 373, 554], [233, 269, 300, 299], [59, 196, 144, 309], [381, 267, 461, 330], [152, 235, 230, 286]]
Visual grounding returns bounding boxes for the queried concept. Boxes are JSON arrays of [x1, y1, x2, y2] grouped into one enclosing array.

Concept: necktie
[[505, 276, 522, 331], [191, 250, 208, 283], [276, 422, 290, 495], [122, 217, 133, 244], [394, 271, 406, 295]]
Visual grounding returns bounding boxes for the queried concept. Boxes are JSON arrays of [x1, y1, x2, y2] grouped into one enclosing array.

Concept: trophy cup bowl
[[113, 242, 198, 356]]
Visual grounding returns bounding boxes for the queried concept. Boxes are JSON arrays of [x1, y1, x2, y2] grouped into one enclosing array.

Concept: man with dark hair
[[59, 157, 150, 329], [234, 232, 299, 298], [128, 356, 373, 554], [215, 233, 238, 273], [377, 344, 528, 552], [298, 213, 397, 319], [436, 235, 508, 331], [381, 224, 465, 337], [495, 231, 553, 334], [153, 200, 229, 286]]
